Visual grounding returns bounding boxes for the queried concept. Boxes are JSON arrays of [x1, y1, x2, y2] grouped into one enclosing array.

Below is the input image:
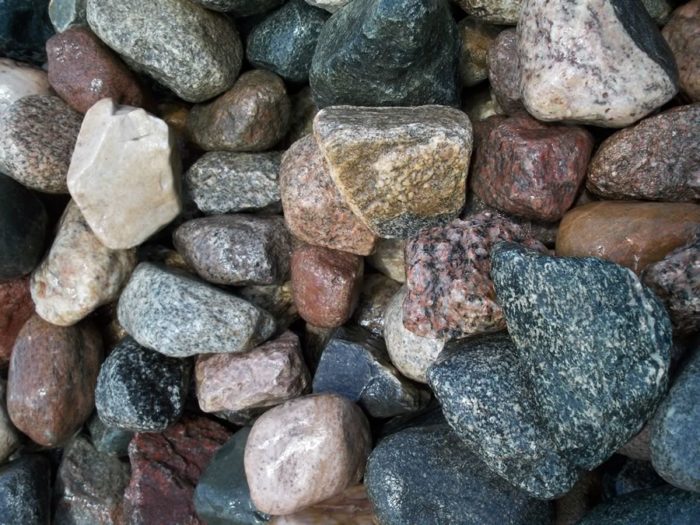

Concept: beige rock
[[458, 18, 501, 87], [244, 393, 372, 515], [67, 98, 181, 249], [0, 380, 19, 463], [367, 238, 406, 283], [269, 484, 376, 525], [0, 58, 50, 115], [31, 201, 137, 326]]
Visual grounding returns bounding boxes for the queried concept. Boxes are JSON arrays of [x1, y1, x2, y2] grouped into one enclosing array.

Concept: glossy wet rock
[[49, 0, 87, 32], [458, 18, 500, 87], [367, 238, 406, 282], [0, 277, 34, 369], [488, 29, 523, 114], [0, 0, 54, 64], [0, 381, 19, 462], [0, 58, 50, 114], [0, 455, 51, 525], [455, 0, 522, 24], [662, 0, 700, 101], [352, 273, 401, 337]]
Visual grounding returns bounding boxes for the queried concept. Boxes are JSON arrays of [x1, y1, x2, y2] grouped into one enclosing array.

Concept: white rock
[[0, 380, 19, 463], [0, 58, 50, 115], [67, 98, 181, 249], [305, 0, 350, 12]]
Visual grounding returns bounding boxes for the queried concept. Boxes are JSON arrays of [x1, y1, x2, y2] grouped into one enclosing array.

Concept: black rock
[[247, 0, 329, 83], [0, 455, 51, 525], [0, 173, 47, 280], [193, 0, 284, 16], [95, 337, 190, 432], [309, 0, 460, 108], [87, 414, 134, 458], [601, 456, 666, 500], [194, 427, 270, 525], [365, 423, 553, 525], [0, 0, 54, 64], [312, 326, 430, 418]]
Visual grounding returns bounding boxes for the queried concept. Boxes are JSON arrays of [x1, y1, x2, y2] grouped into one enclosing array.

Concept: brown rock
[[188, 70, 290, 152], [488, 28, 524, 114], [244, 393, 372, 515], [280, 135, 377, 256], [586, 104, 700, 202], [0, 277, 33, 368], [7, 315, 102, 447], [46, 27, 146, 114], [291, 245, 363, 328], [472, 113, 594, 221], [366, 238, 406, 282], [458, 18, 501, 87], [269, 484, 376, 525], [352, 273, 402, 337], [662, 0, 700, 101], [556, 202, 700, 274]]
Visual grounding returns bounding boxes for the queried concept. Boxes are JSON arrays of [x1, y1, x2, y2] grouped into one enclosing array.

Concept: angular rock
[[309, 0, 459, 108], [280, 135, 377, 255], [247, 0, 329, 83], [458, 18, 500, 87], [0, 277, 34, 366], [173, 214, 292, 286], [0, 455, 51, 525], [353, 273, 401, 337], [314, 105, 472, 238], [193, 0, 284, 15], [662, 1, 700, 101], [244, 393, 372, 515], [0, 58, 50, 114], [67, 98, 181, 250], [367, 238, 405, 282], [556, 202, 700, 274], [0, 381, 19, 463], [49, 0, 87, 32], [88, 415, 134, 458], [7, 315, 102, 447], [185, 151, 282, 215], [586, 104, 700, 202], [86, 0, 242, 102], [188, 70, 290, 152], [0, 94, 82, 193], [488, 28, 523, 114], [118, 263, 276, 357], [455, 0, 522, 24], [518, 0, 678, 127], [0, 0, 54, 64], [291, 244, 363, 328], [31, 201, 137, 327], [238, 281, 299, 333]]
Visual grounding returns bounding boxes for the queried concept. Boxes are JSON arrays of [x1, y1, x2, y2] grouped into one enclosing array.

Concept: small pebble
[[87, 415, 133, 458], [488, 28, 523, 114], [366, 238, 406, 283], [193, 0, 284, 16], [455, 0, 522, 24]]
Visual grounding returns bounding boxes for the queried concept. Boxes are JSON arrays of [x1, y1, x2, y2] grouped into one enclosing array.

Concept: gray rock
[[192, 0, 284, 16], [455, 0, 522, 24], [0, 455, 51, 525], [87, 415, 133, 458], [49, 0, 87, 32], [118, 263, 276, 357], [86, 0, 242, 102], [305, 0, 350, 13]]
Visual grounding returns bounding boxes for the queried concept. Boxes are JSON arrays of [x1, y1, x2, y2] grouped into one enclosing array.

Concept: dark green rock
[[0, 455, 51, 525], [309, 0, 460, 108], [0, 173, 47, 281], [87, 414, 134, 457], [0, 0, 54, 64]]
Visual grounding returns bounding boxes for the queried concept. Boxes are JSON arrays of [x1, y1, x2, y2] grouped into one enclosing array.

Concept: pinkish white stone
[[0, 58, 50, 115]]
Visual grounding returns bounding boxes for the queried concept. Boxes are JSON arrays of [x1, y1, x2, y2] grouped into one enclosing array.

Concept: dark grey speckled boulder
[[0, 455, 51, 525]]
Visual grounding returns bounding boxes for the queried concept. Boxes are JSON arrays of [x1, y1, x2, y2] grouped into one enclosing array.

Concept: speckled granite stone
[[314, 105, 472, 238], [455, 0, 522, 24], [352, 273, 401, 337], [0, 381, 19, 463], [587, 104, 700, 202], [488, 29, 524, 114], [366, 423, 553, 525], [458, 18, 500, 87], [0, 0, 54, 64], [367, 238, 406, 282], [663, 1, 700, 101], [49, 0, 87, 32], [309, 0, 460, 108], [185, 151, 282, 215], [88, 415, 133, 458], [86, 0, 242, 102], [95, 337, 189, 432], [402, 213, 545, 341], [518, 0, 678, 127], [0, 95, 81, 193], [118, 263, 276, 357], [0, 58, 50, 115], [192, 0, 284, 15], [0, 455, 51, 525]]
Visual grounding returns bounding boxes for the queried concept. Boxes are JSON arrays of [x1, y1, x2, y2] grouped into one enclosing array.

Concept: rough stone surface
[[7, 315, 102, 447], [586, 104, 700, 202], [663, 1, 700, 101], [95, 337, 190, 432], [238, 281, 299, 333], [459, 18, 500, 87], [0, 455, 51, 525], [0, 0, 54, 64], [518, 0, 678, 127], [291, 244, 363, 328], [0, 381, 19, 462], [367, 238, 406, 282], [188, 70, 290, 152], [314, 105, 472, 238], [49, 0, 87, 32], [0, 94, 82, 193], [174, 214, 292, 286], [488, 29, 524, 114], [556, 201, 700, 274], [0, 277, 34, 367], [86, 0, 242, 102], [471, 114, 593, 221], [193, 0, 284, 15], [269, 485, 375, 525], [309, 0, 460, 108], [118, 263, 276, 357], [244, 393, 372, 515], [455, 0, 522, 24], [353, 273, 401, 337], [0, 58, 50, 114], [31, 201, 137, 326], [67, 98, 181, 250], [280, 135, 377, 255], [88, 415, 133, 458]]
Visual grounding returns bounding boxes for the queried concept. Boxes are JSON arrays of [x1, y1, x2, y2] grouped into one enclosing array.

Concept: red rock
[[488, 28, 523, 114], [46, 27, 146, 114], [662, 0, 700, 101], [7, 315, 102, 447], [123, 416, 231, 525], [291, 245, 363, 328], [0, 277, 33, 368], [471, 113, 593, 222]]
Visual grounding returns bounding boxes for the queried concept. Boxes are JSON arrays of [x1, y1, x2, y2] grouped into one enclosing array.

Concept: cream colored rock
[[0, 58, 50, 115], [305, 0, 350, 12], [367, 238, 406, 283], [0, 380, 20, 463], [31, 201, 137, 327], [244, 393, 371, 515], [67, 98, 181, 249]]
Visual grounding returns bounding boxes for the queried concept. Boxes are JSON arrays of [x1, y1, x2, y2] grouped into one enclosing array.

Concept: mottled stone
[[488, 29, 524, 114], [0, 58, 50, 114], [245, 393, 371, 515], [587, 104, 700, 202], [366, 423, 553, 525], [54, 435, 130, 525], [280, 135, 377, 255], [459, 18, 500, 87], [0, 277, 34, 367], [88, 415, 133, 458], [86, 0, 242, 102], [0, 0, 54, 64], [455, 0, 522, 24], [238, 281, 299, 333], [291, 245, 363, 328], [124, 416, 231, 525], [185, 151, 282, 215], [7, 315, 102, 447], [0, 455, 51, 525], [193, 0, 284, 15], [0, 381, 19, 462], [49, 0, 87, 32], [46, 27, 146, 114], [188, 70, 290, 152], [352, 273, 401, 337], [663, 1, 700, 101], [67, 98, 181, 250], [0, 94, 82, 193], [174, 215, 292, 286], [309, 0, 459, 108], [269, 485, 375, 525], [518, 0, 678, 127], [366, 238, 405, 282], [314, 105, 471, 238], [31, 201, 137, 326], [556, 202, 700, 274]]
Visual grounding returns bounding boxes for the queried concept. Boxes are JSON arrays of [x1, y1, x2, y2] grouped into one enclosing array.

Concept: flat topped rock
[[0, 58, 50, 115]]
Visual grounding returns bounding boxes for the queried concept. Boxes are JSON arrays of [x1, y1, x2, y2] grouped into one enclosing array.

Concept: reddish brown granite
[[0, 277, 33, 368], [662, 0, 700, 101]]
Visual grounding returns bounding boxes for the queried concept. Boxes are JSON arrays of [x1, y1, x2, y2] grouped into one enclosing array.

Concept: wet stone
[[352, 273, 401, 337], [0, 58, 50, 114], [0, 455, 51, 525], [662, 1, 700, 101]]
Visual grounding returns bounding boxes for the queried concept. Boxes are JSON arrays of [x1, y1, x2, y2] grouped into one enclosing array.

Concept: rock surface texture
[[662, 0, 700, 101], [0, 455, 51, 525], [0, 58, 50, 114]]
